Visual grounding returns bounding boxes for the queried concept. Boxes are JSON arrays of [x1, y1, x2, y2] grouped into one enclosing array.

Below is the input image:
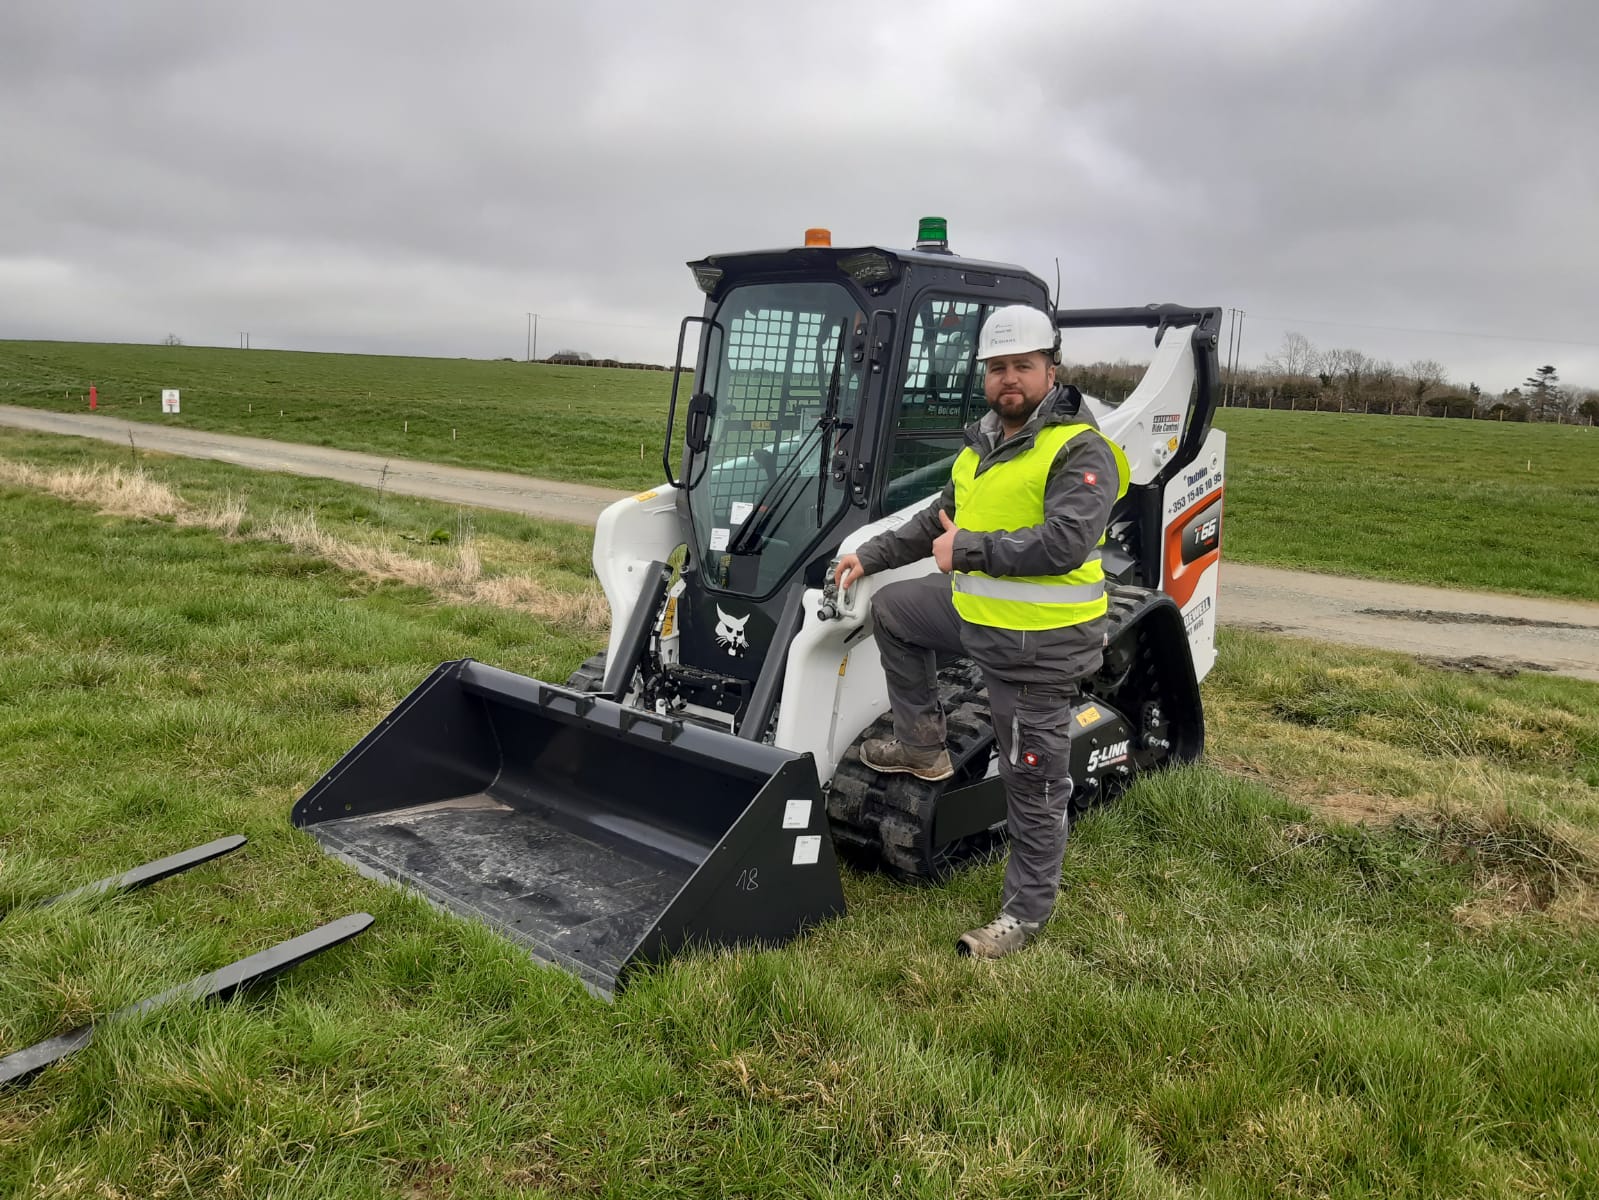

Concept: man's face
[[983, 351, 1055, 426]]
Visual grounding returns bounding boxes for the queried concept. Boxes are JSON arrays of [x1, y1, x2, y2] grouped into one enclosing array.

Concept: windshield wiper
[[813, 322, 850, 525], [725, 422, 828, 555]]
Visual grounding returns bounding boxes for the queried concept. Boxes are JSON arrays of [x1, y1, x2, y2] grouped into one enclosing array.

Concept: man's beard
[[987, 391, 1043, 424]]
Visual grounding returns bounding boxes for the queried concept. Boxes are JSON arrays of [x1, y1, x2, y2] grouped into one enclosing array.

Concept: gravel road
[[7, 405, 1598, 683]]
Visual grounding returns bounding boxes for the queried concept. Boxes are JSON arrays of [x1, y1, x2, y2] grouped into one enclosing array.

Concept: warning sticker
[[782, 799, 812, 830], [1075, 706, 1102, 727], [709, 527, 730, 551], [633, 490, 658, 503], [730, 501, 753, 526], [792, 836, 821, 865]]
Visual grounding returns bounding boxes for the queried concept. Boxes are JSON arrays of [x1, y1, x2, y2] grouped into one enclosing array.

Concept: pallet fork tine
[[2, 835, 249, 922], [0, 912, 373, 1086]]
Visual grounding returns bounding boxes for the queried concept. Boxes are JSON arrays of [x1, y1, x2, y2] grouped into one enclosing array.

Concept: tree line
[[1072, 331, 1598, 424]]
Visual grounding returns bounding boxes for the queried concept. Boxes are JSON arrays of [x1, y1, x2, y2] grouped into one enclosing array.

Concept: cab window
[[882, 298, 988, 513]]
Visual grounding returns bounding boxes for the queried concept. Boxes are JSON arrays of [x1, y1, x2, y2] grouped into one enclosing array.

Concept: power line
[[1244, 312, 1599, 350]]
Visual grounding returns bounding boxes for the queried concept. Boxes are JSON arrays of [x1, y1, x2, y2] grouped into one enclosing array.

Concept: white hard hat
[[977, 305, 1059, 362]]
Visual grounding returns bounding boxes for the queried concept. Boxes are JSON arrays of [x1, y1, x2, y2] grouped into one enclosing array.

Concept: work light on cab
[[916, 215, 951, 253]]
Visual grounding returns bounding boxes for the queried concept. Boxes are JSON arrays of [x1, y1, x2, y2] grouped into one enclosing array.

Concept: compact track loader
[[293, 219, 1227, 997]]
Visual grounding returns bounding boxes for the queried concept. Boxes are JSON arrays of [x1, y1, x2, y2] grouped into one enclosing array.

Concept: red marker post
[[89, 384, 98, 410]]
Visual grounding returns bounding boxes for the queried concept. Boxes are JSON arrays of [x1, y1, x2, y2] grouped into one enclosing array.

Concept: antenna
[[1052, 256, 1062, 310]]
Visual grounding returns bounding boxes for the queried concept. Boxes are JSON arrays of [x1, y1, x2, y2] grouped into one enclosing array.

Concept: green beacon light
[[915, 216, 950, 253]]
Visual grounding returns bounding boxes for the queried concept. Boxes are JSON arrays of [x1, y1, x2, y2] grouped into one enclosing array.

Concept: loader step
[[827, 663, 1001, 879]]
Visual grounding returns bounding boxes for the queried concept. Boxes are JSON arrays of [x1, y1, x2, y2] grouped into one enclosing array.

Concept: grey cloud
[[1, 0, 1594, 388]]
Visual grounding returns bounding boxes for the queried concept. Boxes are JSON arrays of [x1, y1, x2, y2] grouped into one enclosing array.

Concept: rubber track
[[566, 653, 608, 692], [824, 661, 998, 880]]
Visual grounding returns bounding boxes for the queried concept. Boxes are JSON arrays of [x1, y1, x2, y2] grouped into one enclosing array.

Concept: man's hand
[[933, 510, 959, 573], [833, 554, 866, 590]]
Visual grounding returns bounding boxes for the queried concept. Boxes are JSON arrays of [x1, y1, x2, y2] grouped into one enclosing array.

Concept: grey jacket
[[856, 384, 1123, 684]]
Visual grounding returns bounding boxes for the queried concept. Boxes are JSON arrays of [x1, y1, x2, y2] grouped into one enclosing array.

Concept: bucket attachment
[[292, 660, 845, 998]]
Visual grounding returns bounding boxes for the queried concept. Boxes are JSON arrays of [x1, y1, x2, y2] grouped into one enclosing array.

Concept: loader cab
[[676, 242, 1050, 587], [665, 235, 1048, 697]]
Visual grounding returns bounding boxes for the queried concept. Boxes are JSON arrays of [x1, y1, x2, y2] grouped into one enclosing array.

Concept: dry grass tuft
[[0, 459, 607, 630], [1393, 804, 1599, 928], [0, 458, 185, 520]]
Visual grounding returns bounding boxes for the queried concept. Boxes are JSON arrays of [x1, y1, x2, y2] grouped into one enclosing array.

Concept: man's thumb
[[939, 509, 954, 530]]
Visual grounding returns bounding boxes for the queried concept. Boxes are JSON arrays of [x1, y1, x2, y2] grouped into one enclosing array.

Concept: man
[[832, 304, 1128, 958]]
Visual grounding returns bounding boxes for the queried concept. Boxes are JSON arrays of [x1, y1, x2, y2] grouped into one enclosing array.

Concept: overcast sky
[[3, 0, 1594, 392]]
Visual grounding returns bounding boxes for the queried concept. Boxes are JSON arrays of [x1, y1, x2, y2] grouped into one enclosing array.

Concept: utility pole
[[1225, 309, 1245, 406], [1224, 310, 1236, 405]]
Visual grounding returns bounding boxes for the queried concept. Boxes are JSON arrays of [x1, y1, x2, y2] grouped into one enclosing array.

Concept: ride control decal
[[1151, 413, 1182, 436]]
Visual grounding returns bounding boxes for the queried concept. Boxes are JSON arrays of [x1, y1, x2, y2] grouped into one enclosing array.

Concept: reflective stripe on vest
[[953, 574, 1107, 605], [950, 422, 1131, 631]]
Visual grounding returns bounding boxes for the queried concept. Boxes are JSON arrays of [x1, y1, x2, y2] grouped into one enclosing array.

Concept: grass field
[[3, 442, 1598, 1197], [0, 341, 671, 489], [1211, 408, 1599, 599], [6, 340, 1598, 601]]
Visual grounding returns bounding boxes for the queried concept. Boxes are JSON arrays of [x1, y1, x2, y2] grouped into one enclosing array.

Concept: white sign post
[[161, 389, 180, 414]]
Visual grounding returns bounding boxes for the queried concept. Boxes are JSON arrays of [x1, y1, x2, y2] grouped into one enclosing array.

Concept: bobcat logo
[[714, 605, 750, 657]]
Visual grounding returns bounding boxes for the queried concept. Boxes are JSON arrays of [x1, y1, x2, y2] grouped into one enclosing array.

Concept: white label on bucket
[[730, 501, 753, 526], [709, 526, 729, 551], [792, 835, 821, 866], [782, 799, 812, 829]]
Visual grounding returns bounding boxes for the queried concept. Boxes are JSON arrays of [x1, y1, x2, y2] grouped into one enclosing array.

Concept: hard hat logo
[[977, 305, 1059, 362]]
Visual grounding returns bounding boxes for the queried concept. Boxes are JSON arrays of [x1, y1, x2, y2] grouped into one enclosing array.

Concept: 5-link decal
[[1086, 740, 1131, 772]]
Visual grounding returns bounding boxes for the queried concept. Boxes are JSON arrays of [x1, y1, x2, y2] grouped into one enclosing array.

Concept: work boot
[[956, 912, 1041, 959], [860, 737, 954, 782]]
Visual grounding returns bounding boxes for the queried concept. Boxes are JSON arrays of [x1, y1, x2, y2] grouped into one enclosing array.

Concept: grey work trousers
[[871, 573, 1092, 925]]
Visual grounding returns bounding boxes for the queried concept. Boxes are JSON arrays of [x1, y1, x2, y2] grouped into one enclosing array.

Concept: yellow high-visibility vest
[[950, 423, 1130, 630]]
